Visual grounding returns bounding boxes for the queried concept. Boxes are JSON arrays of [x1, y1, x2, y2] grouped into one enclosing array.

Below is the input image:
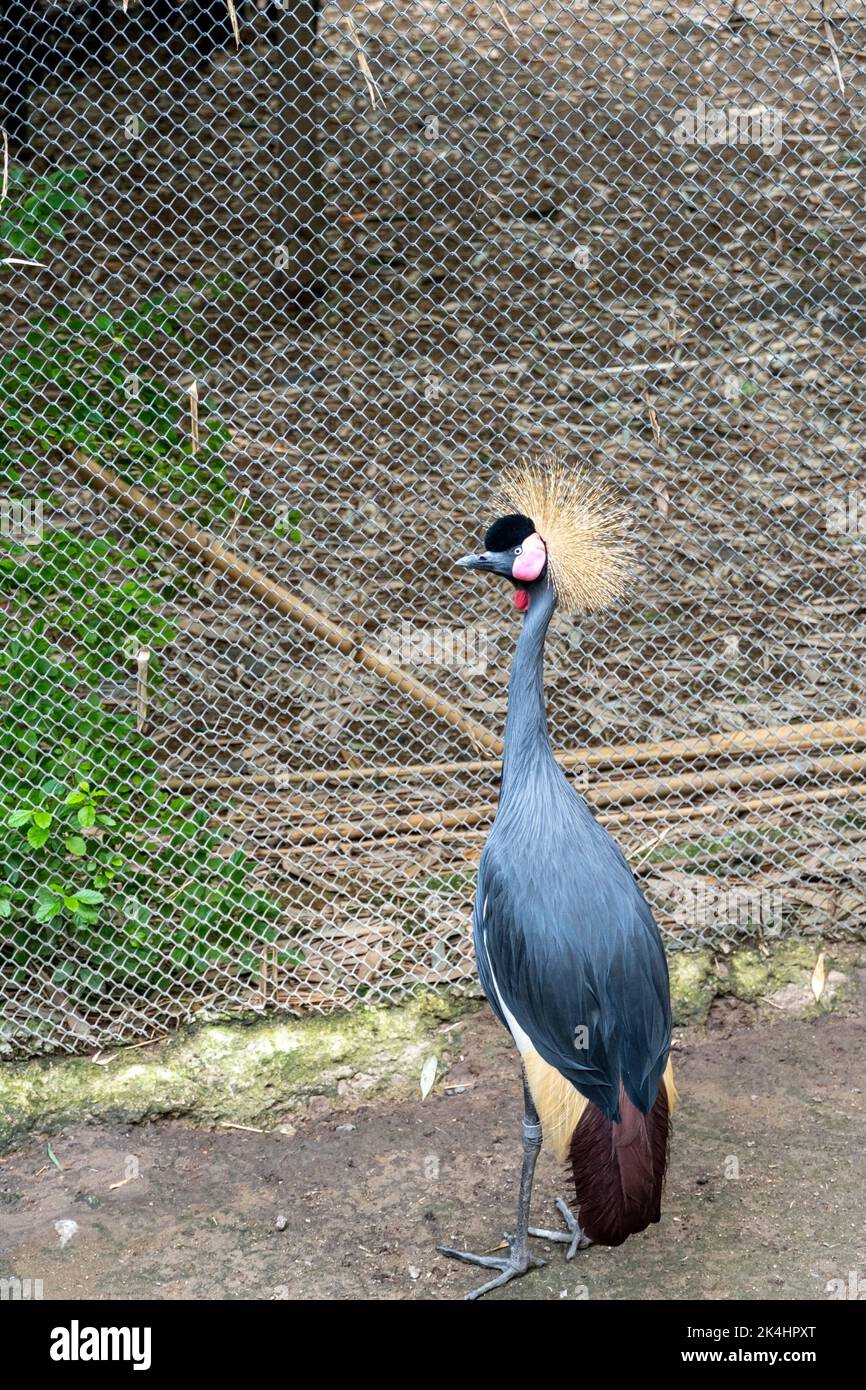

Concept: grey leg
[[437, 1074, 546, 1300]]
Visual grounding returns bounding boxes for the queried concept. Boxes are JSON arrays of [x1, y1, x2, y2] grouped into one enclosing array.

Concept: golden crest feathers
[[497, 449, 632, 613]]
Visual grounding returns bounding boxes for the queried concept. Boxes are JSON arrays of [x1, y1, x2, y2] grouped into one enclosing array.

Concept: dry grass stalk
[[188, 379, 200, 455], [227, 0, 240, 50], [821, 2, 846, 98], [344, 13, 383, 110], [314, 771, 866, 851], [224, 488, 249, 547], [565, 780, 866, 834], [135, 647, 151, 733], [644, 389, 662, 448], [494, 2, 519, 40]]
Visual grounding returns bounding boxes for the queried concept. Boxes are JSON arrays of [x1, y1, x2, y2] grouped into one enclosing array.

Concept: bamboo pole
[[166, 716, 866, 791], [280, 752, 866, 847], [599, 778, 866, 831], [65, 449, 503, 755], [366, 779, 866, 848]]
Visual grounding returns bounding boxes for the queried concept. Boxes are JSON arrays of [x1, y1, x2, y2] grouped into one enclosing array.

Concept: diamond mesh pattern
[[1, 1, 864, 1055]]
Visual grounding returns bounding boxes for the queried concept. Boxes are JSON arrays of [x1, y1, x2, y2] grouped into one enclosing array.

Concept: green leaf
[[27, 824, 50, 849], [77, 805, 96, 828], [6, 808, 33, 828], [32, 809, 53, 829], [64, 836, 87, 856], [34, 897, 62, 922]]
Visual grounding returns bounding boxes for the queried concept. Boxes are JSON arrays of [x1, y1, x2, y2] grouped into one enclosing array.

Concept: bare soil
[[1, 972, 864, 1301]]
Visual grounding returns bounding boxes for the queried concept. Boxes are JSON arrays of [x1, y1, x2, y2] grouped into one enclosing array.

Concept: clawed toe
[[437, 1240, 545, 1299], [528, 1198, 592, 1260], [436, 1244, 511, 1272]]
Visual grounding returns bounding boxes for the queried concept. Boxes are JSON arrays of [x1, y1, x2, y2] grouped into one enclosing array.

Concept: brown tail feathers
[[568, 1079, 670, 1247]]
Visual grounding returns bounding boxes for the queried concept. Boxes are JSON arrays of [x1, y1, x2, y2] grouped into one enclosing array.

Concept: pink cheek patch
[[512, 532, 546, 583]]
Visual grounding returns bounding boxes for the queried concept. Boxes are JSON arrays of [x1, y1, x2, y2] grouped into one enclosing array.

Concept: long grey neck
[[500, 581, 558, 800]]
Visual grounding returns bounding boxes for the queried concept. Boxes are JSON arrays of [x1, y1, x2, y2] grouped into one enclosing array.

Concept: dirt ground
[[1, 972, 864, 1302]]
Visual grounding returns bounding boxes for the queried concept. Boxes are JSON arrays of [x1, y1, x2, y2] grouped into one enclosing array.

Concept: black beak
[[456, 552, 492, 571], [457, 550, 515, 577]]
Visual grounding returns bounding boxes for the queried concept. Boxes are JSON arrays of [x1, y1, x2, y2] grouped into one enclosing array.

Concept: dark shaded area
[[0, 1, 246, 149], [0, 1, 323, 311]]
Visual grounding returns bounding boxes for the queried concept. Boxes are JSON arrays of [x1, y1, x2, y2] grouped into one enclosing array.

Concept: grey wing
[[478, 838, 672, 1122]]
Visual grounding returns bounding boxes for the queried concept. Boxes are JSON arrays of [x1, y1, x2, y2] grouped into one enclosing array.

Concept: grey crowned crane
[[438, 453, 676, 1300]]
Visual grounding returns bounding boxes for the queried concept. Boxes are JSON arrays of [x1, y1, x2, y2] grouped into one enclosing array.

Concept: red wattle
[[514, 589, 529, 611]]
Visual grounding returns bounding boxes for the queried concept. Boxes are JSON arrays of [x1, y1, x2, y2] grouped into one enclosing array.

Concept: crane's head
[[456, 513, 547, 613], [457, 450, 632, 615]]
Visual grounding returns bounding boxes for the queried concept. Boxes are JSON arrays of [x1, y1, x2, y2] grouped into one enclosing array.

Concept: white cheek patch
[[512, 531, 546, 582]]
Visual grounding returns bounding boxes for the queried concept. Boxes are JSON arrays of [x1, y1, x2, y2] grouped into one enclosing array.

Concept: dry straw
[[344, 13, 383, 110], [227, 0, 240, 51], [188, 379, 200, 455]]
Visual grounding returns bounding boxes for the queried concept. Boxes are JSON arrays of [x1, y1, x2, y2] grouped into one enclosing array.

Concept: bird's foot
[[436, 1235, 545, 1301], [528, 1197, 592, 1261]]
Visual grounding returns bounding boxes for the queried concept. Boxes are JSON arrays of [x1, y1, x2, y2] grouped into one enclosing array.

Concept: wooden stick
[[417, 780, 866, 848], [65, 449, 503, 755], [603, 778, 866, 830], [590, 752, 866, 810], [166, 717, 866, 791], [280, 752, 866, 847], [366, 781, 866, 849]]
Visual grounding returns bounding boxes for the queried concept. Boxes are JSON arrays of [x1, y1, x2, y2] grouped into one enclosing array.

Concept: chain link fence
[[1, 1, 864, 1056]]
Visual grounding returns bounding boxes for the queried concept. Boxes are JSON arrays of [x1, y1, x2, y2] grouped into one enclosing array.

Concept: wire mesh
[[1, 1, 864, 1056]]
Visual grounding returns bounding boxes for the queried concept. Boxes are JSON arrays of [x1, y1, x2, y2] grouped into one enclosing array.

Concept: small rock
[[274, 1214, 288, 1232], [408, 1266, 421, 1280], [335, 1123, 356, 1133], [54, 1219, 78, 1249], [768, 983, 813, 1012]]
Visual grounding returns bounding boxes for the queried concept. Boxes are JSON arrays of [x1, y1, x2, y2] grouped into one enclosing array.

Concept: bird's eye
[[514, 546, 523, 556]]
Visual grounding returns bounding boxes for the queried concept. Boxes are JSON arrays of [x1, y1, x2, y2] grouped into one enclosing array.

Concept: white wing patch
[[483, 931, 534, 1059]]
